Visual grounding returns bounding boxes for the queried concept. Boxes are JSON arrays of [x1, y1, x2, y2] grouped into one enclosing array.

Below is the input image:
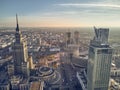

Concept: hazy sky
[[0, 0, 120, 27]]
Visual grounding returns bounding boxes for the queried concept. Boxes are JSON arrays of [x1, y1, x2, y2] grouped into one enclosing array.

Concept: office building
[[66, 32, 71, 46], [87, 27, 113, 90], [74, 31, 79, 45]]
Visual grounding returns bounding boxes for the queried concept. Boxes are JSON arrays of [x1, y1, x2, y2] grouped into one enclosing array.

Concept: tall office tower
[[74, 31, 79, 45], [36, 38, 41, 46], [66, 32, 71, 46], [87, 27, 113, 90], [13, 14, 29, 76]]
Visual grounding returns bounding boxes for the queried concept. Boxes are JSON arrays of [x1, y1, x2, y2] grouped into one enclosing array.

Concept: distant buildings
[[66, 31, 80, 46], [66, 32, 72, 46], [74, 31, 80, 45], [1, 14, 118, 90], [87, 27, 113, 90], [65, 31, 80, 58]]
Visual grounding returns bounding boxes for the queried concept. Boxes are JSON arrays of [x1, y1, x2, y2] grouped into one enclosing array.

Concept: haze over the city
[[1, 0, 120, 27]]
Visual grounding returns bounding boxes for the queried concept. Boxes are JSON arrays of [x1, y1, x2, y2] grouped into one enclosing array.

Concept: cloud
[[53, 3, 120, 16], [57, 3, 120, 9]]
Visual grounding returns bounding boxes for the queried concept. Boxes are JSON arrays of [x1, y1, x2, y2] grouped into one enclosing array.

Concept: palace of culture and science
[[13, 14, 29, 77], [2, 15, 35, 90]]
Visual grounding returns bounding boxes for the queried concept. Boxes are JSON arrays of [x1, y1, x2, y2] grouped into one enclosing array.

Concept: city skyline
[[1, 0, 120, 27], [0, 15, 120, 89]]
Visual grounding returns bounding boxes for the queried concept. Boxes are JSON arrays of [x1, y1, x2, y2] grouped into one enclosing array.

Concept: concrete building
[[111, 69, 120, 77], [19, 83, 29, 90], [10, 75, 29, 90], [109, 79, 120, 90], [67, 44, 80, 57], [87, 27, 113, 90], [66, 32, 72, 46], [30, 81, 44, 90], [65, 31, 80, 57], [21, 62, 30, 77], [27, 54, 34, 69], [77, 71, 87, 90], [12, 14, 29, 76], [7, 64, 14, 76], [38, 66, 57, 82], [74, 31, 80, 45], [0, 84, 10, 90], [0, 45, 11, 58]]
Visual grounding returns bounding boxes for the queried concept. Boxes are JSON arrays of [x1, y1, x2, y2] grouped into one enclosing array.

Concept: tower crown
[[15, 14, 22, 43], [16, 14, 19, 32], [90, 27, 109, 47]]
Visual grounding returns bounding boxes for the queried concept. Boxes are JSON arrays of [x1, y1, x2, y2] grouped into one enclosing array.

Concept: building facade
[[66, 32, 72, 46], [12, 14, 29, 76], [0, 84, 10, 90], [7, 64, 14, 76], [74, 31, 80, 45], [87, 27, 113, 90]]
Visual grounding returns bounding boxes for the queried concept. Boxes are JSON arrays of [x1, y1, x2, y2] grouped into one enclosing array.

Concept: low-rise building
[[0, 83, 10, 90], [30, 81, 44, 90]]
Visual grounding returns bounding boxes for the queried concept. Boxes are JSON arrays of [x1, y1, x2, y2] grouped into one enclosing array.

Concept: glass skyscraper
[[87, 27, 113, 90]]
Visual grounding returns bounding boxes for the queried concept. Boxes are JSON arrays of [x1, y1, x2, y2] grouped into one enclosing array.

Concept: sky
[[0, 0, 120, 27]]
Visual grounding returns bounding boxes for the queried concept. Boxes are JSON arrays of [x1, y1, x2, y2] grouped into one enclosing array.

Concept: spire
[[16, 14, 19, 32], [15, 14, 22, 43]]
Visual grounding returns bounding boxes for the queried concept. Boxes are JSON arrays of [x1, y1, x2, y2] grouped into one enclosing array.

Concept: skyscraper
[[74, 31, 79, 45], [13, 14, 29, 76], [87, 27, 113, 90], [66, 32, 71, 46]]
